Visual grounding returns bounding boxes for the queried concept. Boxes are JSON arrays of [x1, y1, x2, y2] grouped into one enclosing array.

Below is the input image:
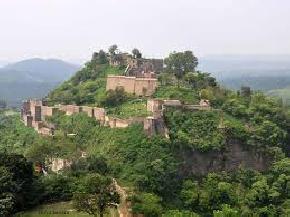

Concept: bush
[[102, 86, 129, 107]]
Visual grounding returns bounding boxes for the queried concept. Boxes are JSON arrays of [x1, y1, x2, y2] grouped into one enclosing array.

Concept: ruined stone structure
[[125, 56, 163, 77], [199, 99, 211, 107], [145, 99, 212, 137], [144, 116, 169, 138], [21, 100, 56, 136], [59, 105, 82, 115], [21, 99, 108, 136], [105, 116, 144, 128], [50, 158, 72, 173], [21, 96, 211, 138], [106, 51, 163, 79], [106, 75, 158, 96], [109, 53, 131, 66]]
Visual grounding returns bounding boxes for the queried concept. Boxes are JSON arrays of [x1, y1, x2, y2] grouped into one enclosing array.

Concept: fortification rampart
[[106, 76, 157, 96], [21, 97, 211, 138]]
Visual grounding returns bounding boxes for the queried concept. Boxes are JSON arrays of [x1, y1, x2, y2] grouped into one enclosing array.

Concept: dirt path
[[113, 178, 131, 217]]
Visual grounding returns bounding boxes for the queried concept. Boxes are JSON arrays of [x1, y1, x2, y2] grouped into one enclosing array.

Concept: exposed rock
[[179, 139, 272, 176]]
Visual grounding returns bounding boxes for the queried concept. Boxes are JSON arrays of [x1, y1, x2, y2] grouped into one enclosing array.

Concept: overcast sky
[[0, 0, 290, 63]]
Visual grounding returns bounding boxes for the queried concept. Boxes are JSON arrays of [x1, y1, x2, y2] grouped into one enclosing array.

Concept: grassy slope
[[154, 85, 199, 104], [48, 63, 152, 118], [106, 99, 151, 118], [14, 201, 118, 217], [48, 63, 124, 106]]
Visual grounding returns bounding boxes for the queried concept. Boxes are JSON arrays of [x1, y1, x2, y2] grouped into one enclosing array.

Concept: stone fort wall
[[106, 76, 157, 96]]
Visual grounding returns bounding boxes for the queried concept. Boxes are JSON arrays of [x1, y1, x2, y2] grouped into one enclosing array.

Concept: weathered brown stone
[[106, 76, 157, 96]]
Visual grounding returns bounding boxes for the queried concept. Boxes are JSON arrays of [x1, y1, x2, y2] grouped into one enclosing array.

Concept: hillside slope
[[0, 58, 80, 107], [8, 50, 290, 216], [4, 58, 80, 82], [199, 55, 290, 90]]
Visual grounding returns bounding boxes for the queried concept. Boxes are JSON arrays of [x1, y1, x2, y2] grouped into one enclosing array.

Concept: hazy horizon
[[1, 0, 290, 62]]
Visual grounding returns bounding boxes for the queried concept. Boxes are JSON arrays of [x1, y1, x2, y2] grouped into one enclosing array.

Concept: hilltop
[[4, 58, 79, 82], [0, 58, 80, 107]]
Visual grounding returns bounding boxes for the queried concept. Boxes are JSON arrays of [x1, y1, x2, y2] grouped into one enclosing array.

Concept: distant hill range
[[0, 58, 80, 107], [199, 55, 290, 91]]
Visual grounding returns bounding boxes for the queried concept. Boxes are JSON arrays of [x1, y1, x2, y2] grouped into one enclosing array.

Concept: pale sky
[[0, 0, 290, 63]]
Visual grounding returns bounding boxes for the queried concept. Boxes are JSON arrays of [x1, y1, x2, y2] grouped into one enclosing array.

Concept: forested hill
[[199, 55, 290, 91], [2, 48, 290, 216], [0, 58, 80, 107]]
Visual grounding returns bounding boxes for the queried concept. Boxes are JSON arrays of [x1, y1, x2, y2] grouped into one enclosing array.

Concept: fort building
[[106, 75, 158, 96]]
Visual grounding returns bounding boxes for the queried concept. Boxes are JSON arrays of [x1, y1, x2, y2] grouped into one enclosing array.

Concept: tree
[[41, 174, 76, 202], [131, 193, 163, 217], [0, 153, 42, 215], [0, 167, 15, 217], [132, 48, 141, 58], [73, 174, 119, 217], [98, 50, 108, 64], [181, 180, 200, 211], [185, 72, 199, 88], [164, 51, 198, 87], [200, 88, 214, 100], [240, 86, 251, 98], [245, 177, 270, 208], [102, 86, 128, 107], [71, 155, 109, 175], [109, 44, 118, 55], [162, 210, 200, 217], [213, 205, 239, 217]]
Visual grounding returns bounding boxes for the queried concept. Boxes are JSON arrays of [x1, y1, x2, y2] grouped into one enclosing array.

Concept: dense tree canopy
[[164, 51, 198, 85]]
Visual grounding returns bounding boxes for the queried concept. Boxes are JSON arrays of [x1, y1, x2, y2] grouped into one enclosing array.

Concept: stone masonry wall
[[134, 78, 158, 96], [59, 105, 81, 115], [106, 76, 157, 96]]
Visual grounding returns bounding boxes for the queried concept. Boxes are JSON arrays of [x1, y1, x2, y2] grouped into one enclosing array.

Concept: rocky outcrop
[[179, 139, 272, 176]]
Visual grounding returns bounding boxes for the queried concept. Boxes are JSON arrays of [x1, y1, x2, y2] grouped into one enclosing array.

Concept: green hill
[[1, 49, 290, 217], [0, 58, 80, 107]]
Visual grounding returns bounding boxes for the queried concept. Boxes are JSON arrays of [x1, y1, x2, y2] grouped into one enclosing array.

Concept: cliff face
[[179, 139, 272, 176]]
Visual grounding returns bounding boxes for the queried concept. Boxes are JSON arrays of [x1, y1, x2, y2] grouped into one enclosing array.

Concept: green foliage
[[108, 44, 118, 55], [164, 51, 198, 84], [178, 163, 290, 216], [131, 192, 163, 217], [2, 48, 290, 216], [222, 92, 289, 153], [154, 86, 199, 104], [48, 62, 124, 106], [101, 86, 129, 107], [0, 114, 38, 154], [164, 109, 225, 151], [0, 153, 42, 215], [106, 99, 150, 118], [162, 210, 200, 217], [71, 155, 109, 175], [0, 166, 15, 217], [41, 174, 77, 202], [213, 205, 239, 217], [73, 173, 119, 217], [185, 72, 217, 90]]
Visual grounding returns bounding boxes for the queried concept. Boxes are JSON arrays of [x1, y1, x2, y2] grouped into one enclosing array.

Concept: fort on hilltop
[[95, 50, 163, 97], [21, 49, 211, 136]]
